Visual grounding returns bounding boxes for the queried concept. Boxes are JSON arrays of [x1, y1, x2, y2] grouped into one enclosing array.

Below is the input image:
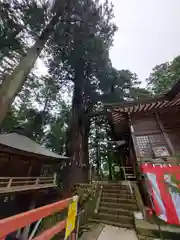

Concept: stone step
[[137, 235, 157, 240], [124, 171, 134, 175], [101, 196, 136, 204], [124, 169, 134, 172], [102, 192, 134, 199], [102, 184, 129, 190], [102, 188, 131, 195], [94, 212, 133, 224], [126, 175, 136, 179], [99, 206, 133, 217], [89, 217, 134, 229], [135, 219, 180, 239], [100, 201, 138, 211]]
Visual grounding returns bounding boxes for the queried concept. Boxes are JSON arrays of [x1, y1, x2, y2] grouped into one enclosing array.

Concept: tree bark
[[0, 0, 67, 125], [95, 119, 100, 180], [107, 152, 112, 181], [65, 60, 90, 187], [106, 123, 112, 180], [81, 118, 90, 182]]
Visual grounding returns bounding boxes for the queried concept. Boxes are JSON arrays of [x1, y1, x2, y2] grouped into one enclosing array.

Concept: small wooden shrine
[[0, 132, 68, 219], [105, 80, 180, 180]]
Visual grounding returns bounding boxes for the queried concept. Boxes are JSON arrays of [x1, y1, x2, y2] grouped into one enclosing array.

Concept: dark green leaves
[[147, 55, 180, 95]]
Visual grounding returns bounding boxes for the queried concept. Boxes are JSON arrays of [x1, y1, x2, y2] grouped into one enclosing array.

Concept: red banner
[[141, 164, 180, 225]]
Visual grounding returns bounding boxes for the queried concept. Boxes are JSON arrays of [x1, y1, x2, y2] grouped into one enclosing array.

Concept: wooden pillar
[[89, 163, 92, 183], [154, 113, 175, 156], [128, 113, 140, 161], [27, 160, 32, 177], [127, 113, 141, 180]]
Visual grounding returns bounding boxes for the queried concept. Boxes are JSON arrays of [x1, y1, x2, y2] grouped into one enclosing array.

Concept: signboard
[[152, 146, 170, 157], [141, 164, 180, 225], [65, 196, 78, 239]]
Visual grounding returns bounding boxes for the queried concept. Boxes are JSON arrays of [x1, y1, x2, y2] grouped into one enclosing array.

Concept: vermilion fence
[[0, 197, 76, 240]]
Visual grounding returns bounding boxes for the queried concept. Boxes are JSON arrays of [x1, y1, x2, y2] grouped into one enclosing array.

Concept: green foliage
[[44, 103, 70, 154], [0, 0, 152, 185], [100, 69, 138, 103], [0, 0, 24, 57], [72, 184, 96, 209], [36, 210, 67, 240], [129, 87, 153, 100], [47, 0, 118, 114], [0, 108, 19, 133], [147, 55, 180, 95]]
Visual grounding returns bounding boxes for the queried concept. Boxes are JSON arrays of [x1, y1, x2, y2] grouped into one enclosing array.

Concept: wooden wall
[[0, 147, 62, 220], [130, 108, 180, 161], [0, 152, 41, 177], [0, 146, 59, 177], [131, 112, 159, 133], [131, 112, 169, 160], [159, 108, 180, 156]]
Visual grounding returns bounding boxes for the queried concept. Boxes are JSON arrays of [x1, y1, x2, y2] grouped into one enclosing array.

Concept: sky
[[109, 0, 180, 86]]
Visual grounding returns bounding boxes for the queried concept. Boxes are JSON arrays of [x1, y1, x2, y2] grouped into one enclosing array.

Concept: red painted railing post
[[0, 195, 79, 240], [0, 197, 73, 239]]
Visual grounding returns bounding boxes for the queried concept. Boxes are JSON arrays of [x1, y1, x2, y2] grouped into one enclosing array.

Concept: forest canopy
[[0, 0, 179, 181]]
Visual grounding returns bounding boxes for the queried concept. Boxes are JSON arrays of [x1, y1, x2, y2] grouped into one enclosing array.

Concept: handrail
[[0, 176, 54, 180], [0, 174, 56, 189], [0, 196, 75, 239], [120, 167, 127, 180], [120, 166, 133, 169], [132, 183, 146, 219], [94, 185, 103, 214], [120, 166, 136, 180]]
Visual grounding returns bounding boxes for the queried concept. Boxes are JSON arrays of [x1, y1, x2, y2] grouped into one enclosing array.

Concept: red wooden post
[[70, 232, 76, 240], [0, 195, 78, 240], [0, 198, 72, 239]]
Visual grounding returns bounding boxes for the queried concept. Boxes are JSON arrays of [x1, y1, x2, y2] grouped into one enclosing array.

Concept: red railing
[[0, 196, 77, 240]]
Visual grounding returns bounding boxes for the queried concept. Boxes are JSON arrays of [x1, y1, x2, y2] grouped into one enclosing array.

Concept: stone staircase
[[89, 182, 138, 228], [122, 166, 136, 181]]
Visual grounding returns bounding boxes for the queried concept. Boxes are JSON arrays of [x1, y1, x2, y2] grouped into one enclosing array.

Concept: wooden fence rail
[[0, 174, 57, 192]]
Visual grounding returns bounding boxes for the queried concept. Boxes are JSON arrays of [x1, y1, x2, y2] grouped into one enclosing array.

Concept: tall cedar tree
[[47, 0, 117, 185], [0, 0, 77, 124]]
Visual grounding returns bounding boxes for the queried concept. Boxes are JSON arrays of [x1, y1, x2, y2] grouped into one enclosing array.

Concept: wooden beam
[[0, 145, 66, 163], [0, 184, 56, 194], [134, 130, 162, 136], [86, 110, 106, 118], [154, 113, 175, 156], [104, 95, 164, 109], [128, 113, 141, 160], [0, 176, 57, 193]]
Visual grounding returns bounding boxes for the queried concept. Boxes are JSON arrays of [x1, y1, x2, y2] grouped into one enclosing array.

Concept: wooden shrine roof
[[0, 133, 68, 160], [104, 79, 180, 128], [105, 95, 180, 114]]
